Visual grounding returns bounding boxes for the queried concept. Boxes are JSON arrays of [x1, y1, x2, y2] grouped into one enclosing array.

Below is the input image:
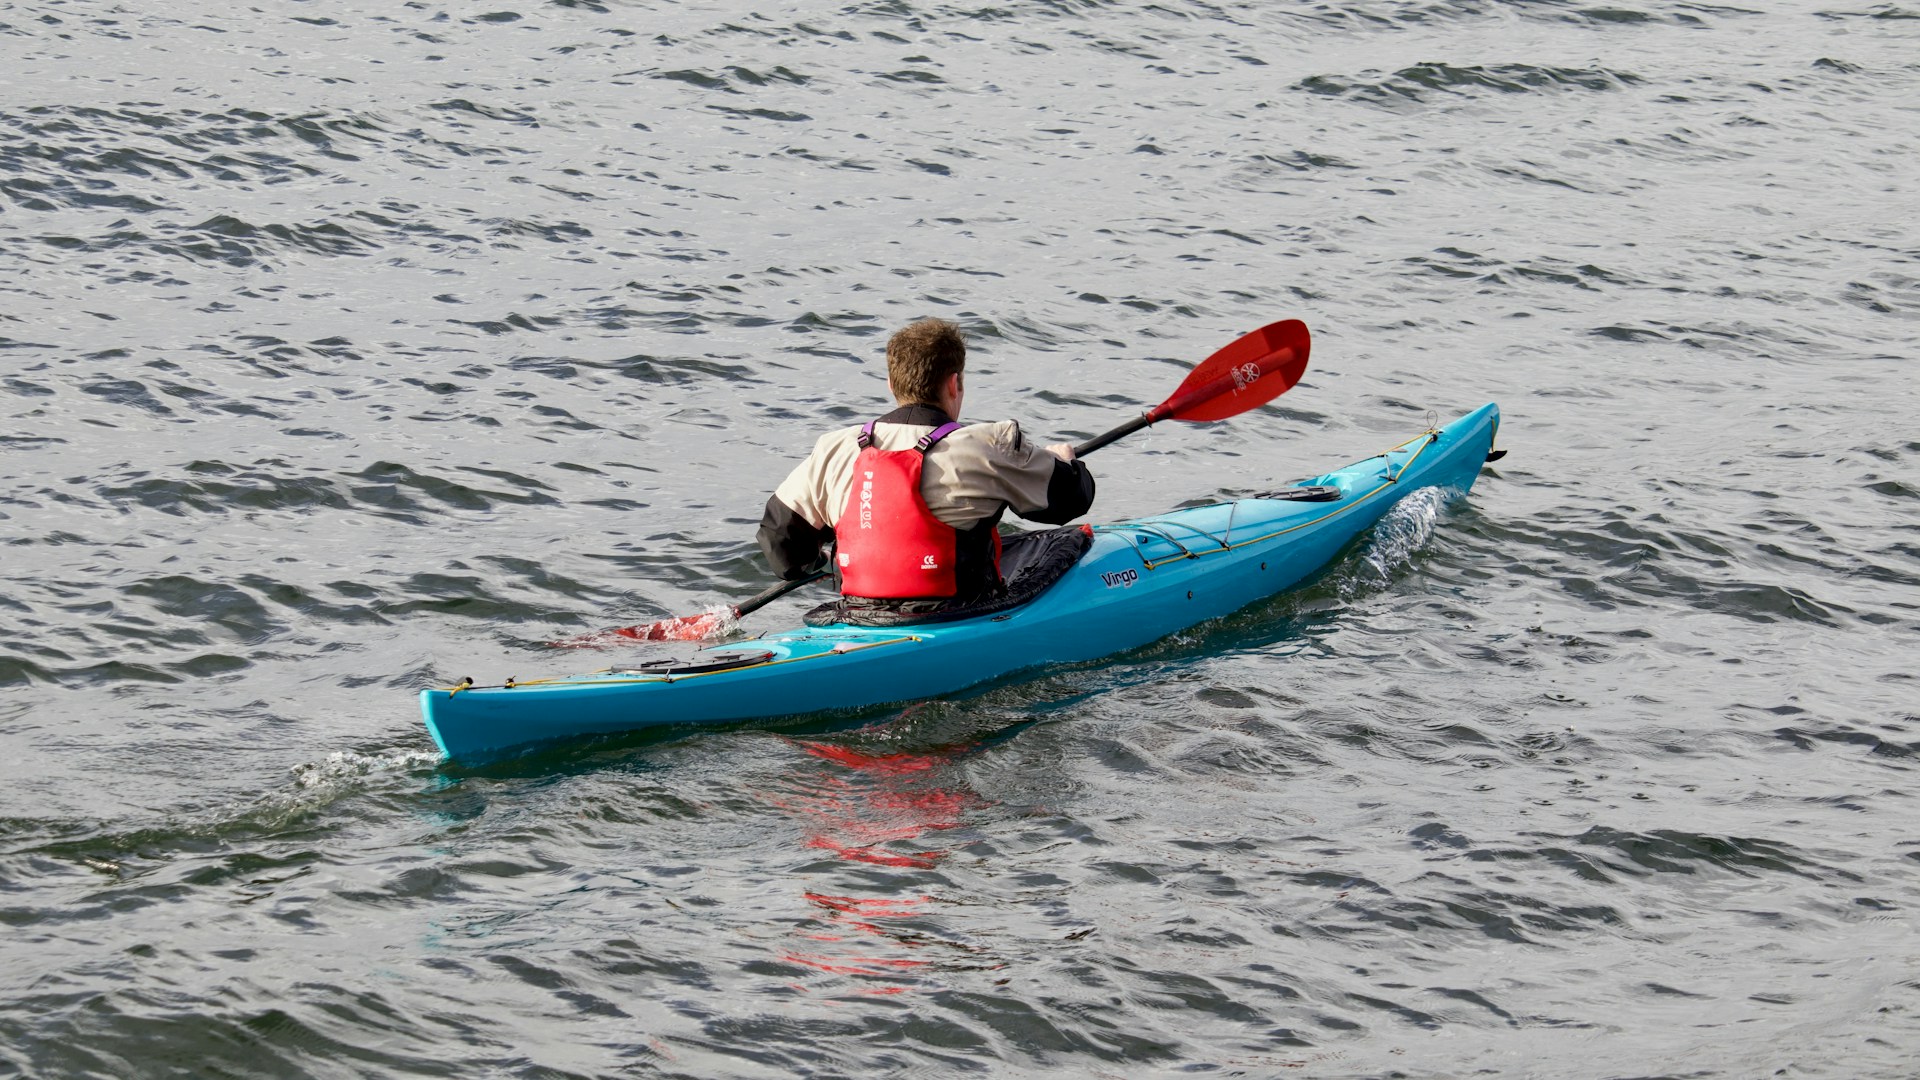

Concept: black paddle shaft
[[737, 567, 832, 618], [1070, 412, 1153, 458]]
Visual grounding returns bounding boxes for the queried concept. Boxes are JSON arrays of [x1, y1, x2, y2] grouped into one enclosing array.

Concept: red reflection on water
[[779, 738, 987, 868], [806, 835, 942, 868], [779, 952, 929, 977], [761, 735, 994, 995], [799, 741, 943, 774], [802, 892, 937, 943], [806, 893, 929, 916]]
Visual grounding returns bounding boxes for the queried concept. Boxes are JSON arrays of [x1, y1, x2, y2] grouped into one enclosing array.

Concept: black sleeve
[[1019, 459, 1096, 525], [757, 496, 835, 580]]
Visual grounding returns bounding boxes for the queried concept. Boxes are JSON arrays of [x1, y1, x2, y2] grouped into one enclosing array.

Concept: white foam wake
[[1334, 484, 1457, 600], [289, 748, 444, 791]]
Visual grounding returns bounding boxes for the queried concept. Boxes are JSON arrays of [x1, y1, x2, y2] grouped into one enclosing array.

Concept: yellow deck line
[[435, 635, 921, 693], [1119, 430, 1439, 571]]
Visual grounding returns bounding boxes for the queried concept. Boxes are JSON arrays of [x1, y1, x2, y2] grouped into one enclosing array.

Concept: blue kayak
[[420, 403, 1500, 762]]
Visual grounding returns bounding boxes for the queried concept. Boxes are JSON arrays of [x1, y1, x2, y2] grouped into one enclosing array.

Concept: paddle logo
[[1100, 568, 1139, 589], [1231, 362, 1261, 393]]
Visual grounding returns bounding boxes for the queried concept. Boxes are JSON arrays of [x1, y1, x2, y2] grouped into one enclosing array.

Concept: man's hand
[[1046, 443, 1076, 463]]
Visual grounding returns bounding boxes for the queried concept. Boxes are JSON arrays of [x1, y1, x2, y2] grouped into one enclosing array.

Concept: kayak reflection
[[760, 727, 1001, 994]]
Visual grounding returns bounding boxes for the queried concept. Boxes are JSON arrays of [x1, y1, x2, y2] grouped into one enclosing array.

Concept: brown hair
[[886, 318, 966, 405]]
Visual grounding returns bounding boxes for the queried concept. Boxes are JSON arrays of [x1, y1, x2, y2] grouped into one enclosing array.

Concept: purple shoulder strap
[[915, 421, 964, 453], [859, 419, 961, 451]]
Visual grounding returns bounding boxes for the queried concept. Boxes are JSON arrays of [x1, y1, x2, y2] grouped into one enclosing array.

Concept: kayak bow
[[420, 403, 1500, 762]]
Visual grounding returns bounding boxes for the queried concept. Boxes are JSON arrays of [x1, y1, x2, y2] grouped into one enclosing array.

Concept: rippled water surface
[[3, 0, 1917, 1076]]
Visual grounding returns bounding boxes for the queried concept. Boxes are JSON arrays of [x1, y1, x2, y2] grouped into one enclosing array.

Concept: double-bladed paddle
[[554, 318, 1311, 647]]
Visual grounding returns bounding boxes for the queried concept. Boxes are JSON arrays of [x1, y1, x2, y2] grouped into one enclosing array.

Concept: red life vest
[[835, 420, 963, 599]]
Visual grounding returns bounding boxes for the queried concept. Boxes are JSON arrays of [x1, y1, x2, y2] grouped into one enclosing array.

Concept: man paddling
[[758, 318, 1096, 607]]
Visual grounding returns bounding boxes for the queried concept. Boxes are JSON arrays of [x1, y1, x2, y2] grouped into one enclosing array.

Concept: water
[[3, 0, 1917, 1075]]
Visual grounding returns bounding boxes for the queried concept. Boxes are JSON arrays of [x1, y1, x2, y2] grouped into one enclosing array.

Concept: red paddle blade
[[1154, 319, 1310, 423], [615, 612, 728, 642], [548, 607, 739, 648]]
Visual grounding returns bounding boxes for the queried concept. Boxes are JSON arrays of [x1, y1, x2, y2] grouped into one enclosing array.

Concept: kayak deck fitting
[[419, 403, 1501, 763]]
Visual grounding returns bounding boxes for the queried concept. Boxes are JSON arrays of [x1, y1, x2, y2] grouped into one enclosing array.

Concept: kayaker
[[758, 317, 1096, 606]]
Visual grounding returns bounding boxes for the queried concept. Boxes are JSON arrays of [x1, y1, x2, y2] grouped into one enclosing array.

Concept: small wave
[[1480, 502, 1869, 630], [1814, 5, 1920, 21], [712, 104, 815, 124], [607, 354, 761, 383], [1562, 826, 1820, 879], [428, 98, 541, 126], [346, 461, 561, 516], [1284, 0, 1729, 29], [1401, 249, 1636, 294], [11, 746, 438, 875], [148, 215, 379, 269], [1840, 274, 1920, 319], [1225, 149, 1359, 191], [0, 105, 392, 197], [1297, 62, 1642, 110], [76, 458, 563, 526], [95, 464, 354, 517]]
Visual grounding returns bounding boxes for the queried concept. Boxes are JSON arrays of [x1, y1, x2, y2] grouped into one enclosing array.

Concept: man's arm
[[963, 421, 1096, 526], [759, 430, 845, 579], [757, 495, 835, 580], [1020, 453, 1096, 525]]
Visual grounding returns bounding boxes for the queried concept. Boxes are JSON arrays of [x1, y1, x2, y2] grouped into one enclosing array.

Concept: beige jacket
[[773, 418, 1065, 530]]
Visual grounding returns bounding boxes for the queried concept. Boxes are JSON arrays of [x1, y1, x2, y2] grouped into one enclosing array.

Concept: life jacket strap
[[857, 419, 964, 453], [916, 421, 963, 452]]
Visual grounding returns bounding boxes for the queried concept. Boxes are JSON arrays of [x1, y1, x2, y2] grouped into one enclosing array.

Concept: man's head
[[886, 318, 966, 414]]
